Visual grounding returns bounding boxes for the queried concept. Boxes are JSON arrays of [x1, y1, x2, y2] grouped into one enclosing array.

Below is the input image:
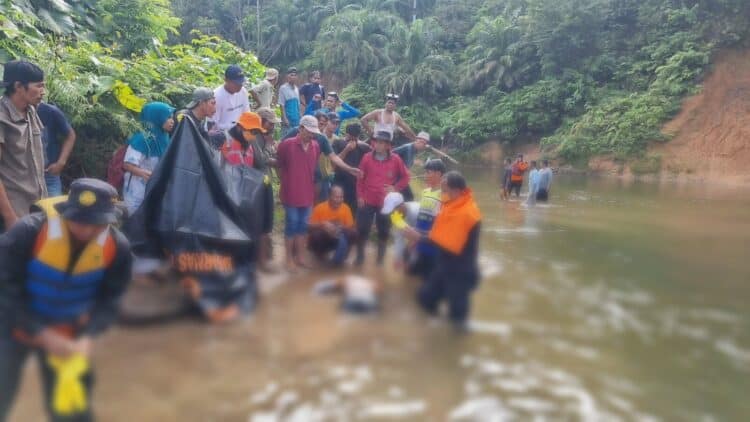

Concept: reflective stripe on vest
[[25, 212, 116, 322]]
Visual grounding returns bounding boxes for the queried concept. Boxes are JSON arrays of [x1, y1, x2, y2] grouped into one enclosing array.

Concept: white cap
[[381, 192, 404, 215], [416, 131, 430, 142], [299, 115, 322, 135]]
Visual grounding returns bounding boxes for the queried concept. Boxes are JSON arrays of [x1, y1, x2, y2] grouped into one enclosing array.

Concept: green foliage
[[1, 3, 264, 180], [95, 0, 181, 55]]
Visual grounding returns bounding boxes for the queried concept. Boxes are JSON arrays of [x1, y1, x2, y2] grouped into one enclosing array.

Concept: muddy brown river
[[10, 169, 750, 421]]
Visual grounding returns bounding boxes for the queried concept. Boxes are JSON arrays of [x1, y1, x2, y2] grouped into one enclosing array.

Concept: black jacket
[[0, 213, 132, 337]]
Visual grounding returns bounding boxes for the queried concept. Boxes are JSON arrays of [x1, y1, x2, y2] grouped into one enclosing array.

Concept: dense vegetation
[[1, 0, 263, 178], [176, 0, 750, 163], [2, 0, 749, 177]]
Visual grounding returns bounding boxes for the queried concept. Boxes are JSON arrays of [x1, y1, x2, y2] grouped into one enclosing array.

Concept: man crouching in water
[[0, 179, 132, 421], [403, 171, 481, 330]]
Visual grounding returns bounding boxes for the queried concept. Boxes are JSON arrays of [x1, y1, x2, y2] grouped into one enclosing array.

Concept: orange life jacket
[[428, 189, 481, 255], [511, 161, 529, 182]]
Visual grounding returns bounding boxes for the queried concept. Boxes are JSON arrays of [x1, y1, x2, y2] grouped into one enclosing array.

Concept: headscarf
[[128, 102, 175, 158]]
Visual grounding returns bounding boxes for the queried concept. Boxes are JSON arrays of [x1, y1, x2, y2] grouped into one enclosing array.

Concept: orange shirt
[[310, 201, 354, 228]]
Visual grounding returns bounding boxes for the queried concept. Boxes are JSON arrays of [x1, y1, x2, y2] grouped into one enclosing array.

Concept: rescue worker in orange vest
[[403, 171, 481, 329], [509, 153, 529, 198], [0, 179, 132, 422]]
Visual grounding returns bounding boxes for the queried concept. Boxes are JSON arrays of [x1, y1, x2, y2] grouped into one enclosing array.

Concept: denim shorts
[[284, 206, 311, 237]]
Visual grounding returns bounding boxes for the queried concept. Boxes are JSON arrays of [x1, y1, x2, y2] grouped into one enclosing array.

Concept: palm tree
[[312, 9, 403, 80], [373, 19, 453, 99], [459, 15, 538, 94]]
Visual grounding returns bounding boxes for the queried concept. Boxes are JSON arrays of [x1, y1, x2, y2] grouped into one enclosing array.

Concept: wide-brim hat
[[373, 130, 393, 142], [54, 178, 120, 225]]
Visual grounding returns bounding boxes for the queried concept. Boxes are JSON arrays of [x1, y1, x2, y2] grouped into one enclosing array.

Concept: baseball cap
[[300, 115, 321, 135], [54, 178, 120, 225], [237, 112, 265, 133], [265, 68, 279, 81], [381, 192, 405, 215], [186, 87, 214, 109], [416, 131, 430, 143], [256, 107, 281, 124], [287, 66, 298, 75], [225, 65, 246, 84]]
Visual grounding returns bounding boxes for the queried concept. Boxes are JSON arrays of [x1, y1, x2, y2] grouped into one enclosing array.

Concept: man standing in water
[[404, 171, 481, 330], [526, 161, 539, 207], [355, 130, 410, 267], [360, 94, 417, 142], [0, 179, 132, 421], [509, 154, 529, 198], [536, 160, 553, 202], [500, 158, 512, 200], [392, 131, 431, 201], [410, 158, 446, 279]]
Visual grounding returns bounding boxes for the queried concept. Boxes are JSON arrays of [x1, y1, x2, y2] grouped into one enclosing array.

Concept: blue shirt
[[538, 168, 553, 191], [321, 102, 361, 135], [392, 143, 416, 168], [37, 103, 72, 166], [528, 169, 540, 193]]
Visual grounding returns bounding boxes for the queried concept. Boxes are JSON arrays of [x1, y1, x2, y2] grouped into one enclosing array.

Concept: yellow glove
[[390, 211, 408, 230], [47, 354, 90, 416]]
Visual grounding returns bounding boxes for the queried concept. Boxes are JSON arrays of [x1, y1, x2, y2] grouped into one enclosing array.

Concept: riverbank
[[456, 50, 750, 187]]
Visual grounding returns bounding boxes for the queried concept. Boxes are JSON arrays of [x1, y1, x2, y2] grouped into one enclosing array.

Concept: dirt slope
[[652, 50, 750, 184]]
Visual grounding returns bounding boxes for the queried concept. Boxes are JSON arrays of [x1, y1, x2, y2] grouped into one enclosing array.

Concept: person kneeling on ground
[[0, 179, 132, 421], [308, 185, 357, 267], [403, 171, 482, 329]]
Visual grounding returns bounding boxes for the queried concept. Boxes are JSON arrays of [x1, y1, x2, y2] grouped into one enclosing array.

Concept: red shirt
[[357, 151, 410, 208], [221, 138, 254, 167], [277, 136, 321, 207]]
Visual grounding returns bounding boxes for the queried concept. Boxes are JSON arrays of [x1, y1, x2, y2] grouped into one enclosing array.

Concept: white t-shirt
[[392, 201, 421, 260], [212, 85, 250, 131], [123, 146, 161, 215]]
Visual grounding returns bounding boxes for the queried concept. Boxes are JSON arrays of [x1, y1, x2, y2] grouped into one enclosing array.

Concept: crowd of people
[[0, 60, 488, 421]]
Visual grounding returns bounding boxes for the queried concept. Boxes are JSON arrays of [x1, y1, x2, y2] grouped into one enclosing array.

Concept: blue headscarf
[[128, 102, 175, 158]]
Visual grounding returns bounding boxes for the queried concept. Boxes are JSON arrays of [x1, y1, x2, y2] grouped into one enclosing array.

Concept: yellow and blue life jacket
[[416, 188, 442, 256], [25, 207, 116, 323]]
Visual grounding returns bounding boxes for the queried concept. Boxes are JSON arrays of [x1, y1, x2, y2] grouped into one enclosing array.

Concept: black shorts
[[509, 181, 522, 196], [536, 189, 549, 201]]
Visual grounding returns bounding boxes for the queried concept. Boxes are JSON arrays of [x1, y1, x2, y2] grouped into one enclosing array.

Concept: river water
[[11, 169, 750, 421]]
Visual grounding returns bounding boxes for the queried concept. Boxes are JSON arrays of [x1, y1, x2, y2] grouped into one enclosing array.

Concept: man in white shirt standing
[[212, 65, 251, 131]]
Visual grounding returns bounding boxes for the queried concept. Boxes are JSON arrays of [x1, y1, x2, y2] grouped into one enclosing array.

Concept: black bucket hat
[[54, 178, 120, 225]]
